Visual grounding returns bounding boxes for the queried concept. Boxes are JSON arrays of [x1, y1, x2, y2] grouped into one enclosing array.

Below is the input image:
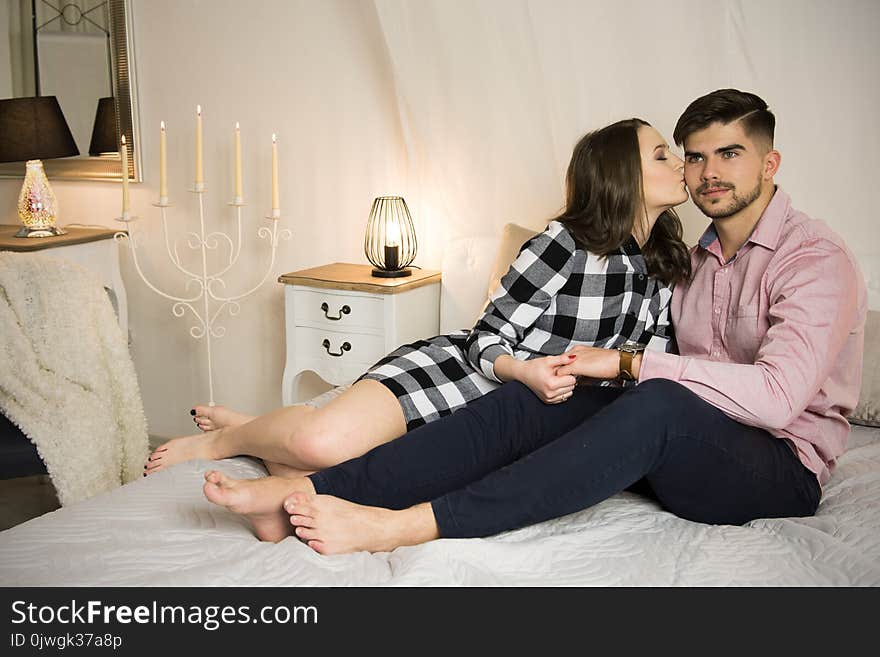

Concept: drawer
[[293, 326, 386, 371], [294, 356, 375, 388], [293, 289, 383, 331]]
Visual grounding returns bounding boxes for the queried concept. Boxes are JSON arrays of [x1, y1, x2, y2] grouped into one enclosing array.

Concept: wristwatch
[[617, 341, 646, 381]]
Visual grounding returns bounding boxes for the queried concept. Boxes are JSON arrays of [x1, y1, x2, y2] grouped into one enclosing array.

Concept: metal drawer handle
[[322, 339, 351, 357], [320, 302, 351, 321]]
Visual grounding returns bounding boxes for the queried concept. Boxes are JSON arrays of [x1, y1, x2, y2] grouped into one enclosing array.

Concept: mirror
[[0, 0, 140, 181]]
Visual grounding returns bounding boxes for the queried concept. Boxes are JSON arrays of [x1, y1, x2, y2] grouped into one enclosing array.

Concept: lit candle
[[195, 105, 203, 185], [271, 133, 279, 212], [234, 122, 242, 201], [120, 134, 129, 213], [159, 121, 167, 200]]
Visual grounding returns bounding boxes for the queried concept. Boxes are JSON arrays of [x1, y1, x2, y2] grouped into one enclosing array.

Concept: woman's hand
[[556, 345, 625, 380], [494, 354, 578, 403]]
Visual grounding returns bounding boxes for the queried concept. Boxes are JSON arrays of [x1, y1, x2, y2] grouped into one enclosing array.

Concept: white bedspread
[[0, 424, 877, 586]]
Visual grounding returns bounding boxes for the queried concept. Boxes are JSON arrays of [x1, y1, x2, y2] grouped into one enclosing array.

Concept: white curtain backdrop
[[373, 0, 879, 287], [4, 0, 875, 436]]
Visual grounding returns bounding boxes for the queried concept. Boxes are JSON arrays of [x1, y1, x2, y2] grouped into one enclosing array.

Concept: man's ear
[[763, 150, 781, 180]]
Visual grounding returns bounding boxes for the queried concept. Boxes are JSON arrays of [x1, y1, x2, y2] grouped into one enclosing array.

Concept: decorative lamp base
[[371, 267, 413, 278], [15, 224, 67, 238]]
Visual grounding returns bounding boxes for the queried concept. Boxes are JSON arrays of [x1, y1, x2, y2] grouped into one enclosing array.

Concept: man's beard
[[693, 176, 762, 219]]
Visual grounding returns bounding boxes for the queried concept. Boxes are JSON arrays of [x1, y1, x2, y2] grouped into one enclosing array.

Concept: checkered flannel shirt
[[465, 220, 674, 383]]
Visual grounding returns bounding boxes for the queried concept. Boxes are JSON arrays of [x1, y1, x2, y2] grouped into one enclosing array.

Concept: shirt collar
[[620, 234, 642, 257], [696, 187, 791, 255]]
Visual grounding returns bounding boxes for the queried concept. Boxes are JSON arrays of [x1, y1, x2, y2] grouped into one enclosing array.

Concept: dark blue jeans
[[309, 379, 821, 538]]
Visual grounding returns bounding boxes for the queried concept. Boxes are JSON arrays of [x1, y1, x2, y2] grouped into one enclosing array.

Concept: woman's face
[[638, 125, 688, 219]]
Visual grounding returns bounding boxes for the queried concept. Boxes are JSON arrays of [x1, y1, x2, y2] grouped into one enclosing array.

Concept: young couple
[[147, 89, 867, 555]]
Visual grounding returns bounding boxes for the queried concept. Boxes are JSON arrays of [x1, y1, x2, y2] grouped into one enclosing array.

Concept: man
[[204, 90, 867, 554]]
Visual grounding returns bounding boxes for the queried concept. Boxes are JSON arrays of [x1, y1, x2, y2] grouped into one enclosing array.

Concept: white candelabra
[[113, 116, 290, 406]]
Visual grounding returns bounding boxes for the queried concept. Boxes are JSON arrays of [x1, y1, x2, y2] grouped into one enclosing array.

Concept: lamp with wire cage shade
[[363, 196, 417, 277]]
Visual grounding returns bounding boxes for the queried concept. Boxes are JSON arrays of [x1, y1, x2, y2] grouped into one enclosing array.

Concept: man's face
[[682, 121, 769, 220]]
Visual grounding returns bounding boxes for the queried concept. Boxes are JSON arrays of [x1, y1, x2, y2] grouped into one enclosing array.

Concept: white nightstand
[[0, 224, 128, 338], [278, 263, 441, 404]]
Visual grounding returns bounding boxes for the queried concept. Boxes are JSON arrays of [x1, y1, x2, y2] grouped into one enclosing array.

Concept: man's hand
[[495, 354, 578, 403], [556, 345, 634, 380]]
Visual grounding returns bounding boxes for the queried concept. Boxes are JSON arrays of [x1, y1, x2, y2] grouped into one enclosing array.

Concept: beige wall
[[0, 1, 12, 97], [0, 0, 877, 440], [0, 0, 407, 438]]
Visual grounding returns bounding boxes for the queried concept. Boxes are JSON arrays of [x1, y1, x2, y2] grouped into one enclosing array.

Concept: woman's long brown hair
[[555, 118, 691, 285]]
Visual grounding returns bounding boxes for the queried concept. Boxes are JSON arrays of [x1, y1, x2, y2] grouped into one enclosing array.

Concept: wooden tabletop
[[278, 262, 441, 294], [0, 224, 122, 251]]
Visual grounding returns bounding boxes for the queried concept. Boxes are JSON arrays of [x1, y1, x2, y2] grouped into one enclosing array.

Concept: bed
[[1, 225, 878, 586]]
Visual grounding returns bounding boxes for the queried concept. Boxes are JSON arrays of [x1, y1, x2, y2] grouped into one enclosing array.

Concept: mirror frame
[[0, 0, 141, 182]]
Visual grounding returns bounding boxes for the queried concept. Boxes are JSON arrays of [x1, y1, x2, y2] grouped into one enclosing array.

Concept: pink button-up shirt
[[640, 188, 867, 485]]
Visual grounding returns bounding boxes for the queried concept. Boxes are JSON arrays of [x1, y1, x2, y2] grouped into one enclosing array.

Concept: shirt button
[[714, 307, 720, 314]]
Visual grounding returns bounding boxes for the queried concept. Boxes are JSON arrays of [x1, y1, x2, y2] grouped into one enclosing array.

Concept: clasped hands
[[501, 346, 631, 405]]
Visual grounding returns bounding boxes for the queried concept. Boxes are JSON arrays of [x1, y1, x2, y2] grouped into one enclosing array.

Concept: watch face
[[620, 340, 646, 353]]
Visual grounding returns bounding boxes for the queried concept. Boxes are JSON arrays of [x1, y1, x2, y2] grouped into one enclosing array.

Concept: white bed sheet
[[1, 424, 877, 587]]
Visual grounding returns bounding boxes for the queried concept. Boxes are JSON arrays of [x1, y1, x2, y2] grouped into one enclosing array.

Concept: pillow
[[486, 222, 541, 300], [850, 309, 880, 427]]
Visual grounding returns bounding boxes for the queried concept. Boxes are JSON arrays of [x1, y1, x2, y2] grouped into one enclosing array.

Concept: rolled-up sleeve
[[639, 242, 861, 430]]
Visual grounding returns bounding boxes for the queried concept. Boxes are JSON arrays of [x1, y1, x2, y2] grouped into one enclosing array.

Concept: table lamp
[[88, 97, 118, 156], [363, 196, 417, 277], [0, 96, 80, 237]]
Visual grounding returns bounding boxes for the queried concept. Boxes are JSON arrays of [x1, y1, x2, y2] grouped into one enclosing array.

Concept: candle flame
[[121, 135, 126, 145], [236, 122, 240, 130], [272, 133, 277, 143], [160, 120, 165, 130], [197, 104, 201, 115]]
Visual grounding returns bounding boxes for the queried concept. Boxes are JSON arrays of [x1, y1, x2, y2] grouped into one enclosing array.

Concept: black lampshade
[[0, 96, 80, 163], [88, 96, 118, 156]]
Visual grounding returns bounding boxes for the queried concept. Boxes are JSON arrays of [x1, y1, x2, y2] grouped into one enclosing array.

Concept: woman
[[146, 118, 689, 482], [199, 117, 696, 544]]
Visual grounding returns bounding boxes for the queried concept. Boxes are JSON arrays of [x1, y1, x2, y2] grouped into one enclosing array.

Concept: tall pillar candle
[[120, 134, 130, 214], [159, 121, 168, 201], [195, 105, 203, 185], [234, 122, 242, 201], [271, 133, 279, 214]]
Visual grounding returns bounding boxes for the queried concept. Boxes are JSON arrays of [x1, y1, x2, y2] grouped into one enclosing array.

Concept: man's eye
[[722, 151, 738, 158], [686, 155, 702, 164]]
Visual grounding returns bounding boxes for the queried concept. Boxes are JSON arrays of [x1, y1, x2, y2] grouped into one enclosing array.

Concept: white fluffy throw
[[0, 251, 148, 505]]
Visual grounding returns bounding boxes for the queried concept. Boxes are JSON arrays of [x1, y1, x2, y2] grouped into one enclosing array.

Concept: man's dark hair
[[673, 89, 775, 150]]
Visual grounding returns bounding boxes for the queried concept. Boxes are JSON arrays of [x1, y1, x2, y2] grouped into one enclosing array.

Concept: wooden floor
[[0, 475, 60, 531], [0, 436, 164, 531]]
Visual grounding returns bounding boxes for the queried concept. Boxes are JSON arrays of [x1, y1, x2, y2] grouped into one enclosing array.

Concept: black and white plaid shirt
[[465, 220, 674, 382]]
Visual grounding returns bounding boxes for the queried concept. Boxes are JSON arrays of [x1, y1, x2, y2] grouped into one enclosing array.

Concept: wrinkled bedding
[[1, 425, 877, 586]]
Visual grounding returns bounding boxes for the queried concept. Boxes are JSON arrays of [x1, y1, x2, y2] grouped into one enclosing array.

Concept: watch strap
[[619, 349, 636, 381]]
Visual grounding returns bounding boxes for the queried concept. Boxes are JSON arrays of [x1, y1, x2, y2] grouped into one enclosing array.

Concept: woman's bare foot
[[202, 470, 314, 542], [284, 493, 439, 555], [191, 405, 255, 432], [145, 430, 224, 475]]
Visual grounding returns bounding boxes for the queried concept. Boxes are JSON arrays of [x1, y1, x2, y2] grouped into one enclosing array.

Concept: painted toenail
[[190, 409, 196, 415]]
